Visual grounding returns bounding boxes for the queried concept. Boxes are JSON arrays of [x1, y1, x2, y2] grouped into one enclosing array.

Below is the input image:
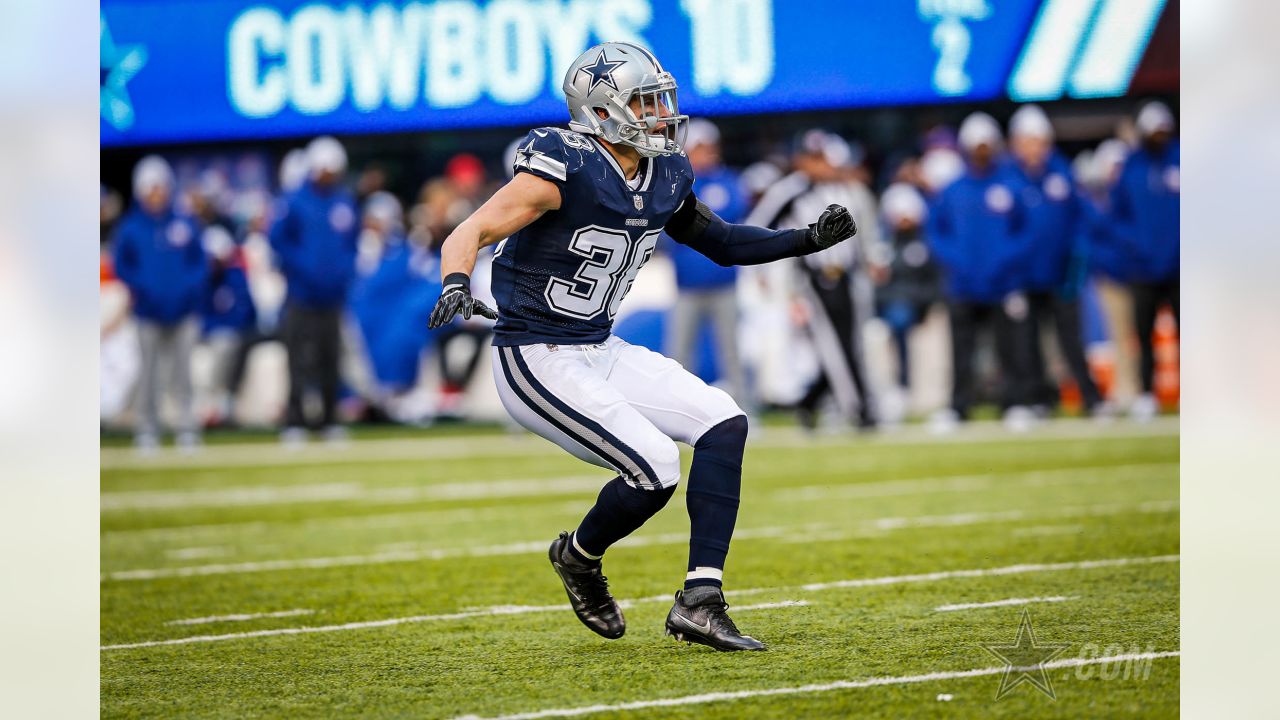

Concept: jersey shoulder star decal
[[514, 140, 544, 170]]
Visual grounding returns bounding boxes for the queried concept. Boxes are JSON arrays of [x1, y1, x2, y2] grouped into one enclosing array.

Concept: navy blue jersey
[[491, 127, 695, 346]]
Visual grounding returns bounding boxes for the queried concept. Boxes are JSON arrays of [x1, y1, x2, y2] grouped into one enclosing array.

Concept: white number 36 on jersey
[[544, 226, 659, 320]]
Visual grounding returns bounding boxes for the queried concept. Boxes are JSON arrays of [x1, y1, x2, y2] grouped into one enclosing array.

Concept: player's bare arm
[[428, 172, 561, 328]]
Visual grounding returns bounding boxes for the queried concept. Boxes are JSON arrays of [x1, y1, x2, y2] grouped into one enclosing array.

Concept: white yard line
[[733, 600, 811, 611], [99, 554, 1177, 651], [778, 554, 1175, 595], [167, 609, 314, 626], [101, 476, 604, 512], [100, 416, 1178, 471], [774, 462, 1174, 503], [103, 501, 1178, 582], [450, 651, 1181, 720], [105, 501, 588, 542], [100, 460, 1175, 514], [934, 595, 1074, 613], [104, 599, 808, 651], [164, 546, 231, 560], [1012, 524, 1086, 537], [103, 525, 799, 582]]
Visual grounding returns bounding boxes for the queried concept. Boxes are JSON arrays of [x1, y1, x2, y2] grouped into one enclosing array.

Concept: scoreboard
[[101, 0, 1168, 146]]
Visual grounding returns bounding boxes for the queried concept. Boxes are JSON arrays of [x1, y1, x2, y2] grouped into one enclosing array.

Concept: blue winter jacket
[[1010, 153, 1082, 293], [202, 251, 257, 335], [111, 206, 208, 325], [270, 181, 360, 309], [349, 241, 442, 388], [666, 167, 748, 290], [1079, 193, 1129, 283], [926, 162, 1030, 303], [1109, 141, 1179, 283]]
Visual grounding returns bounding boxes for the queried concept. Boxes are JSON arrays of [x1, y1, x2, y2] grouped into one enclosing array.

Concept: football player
[[429, 42, 857, 651]]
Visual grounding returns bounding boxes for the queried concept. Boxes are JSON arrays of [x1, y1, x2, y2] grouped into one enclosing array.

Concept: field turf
[[101, 417, 1179, 718]]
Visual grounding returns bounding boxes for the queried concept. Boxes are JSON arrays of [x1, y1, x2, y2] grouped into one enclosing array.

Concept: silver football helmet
[[562, 42, 688, 158]]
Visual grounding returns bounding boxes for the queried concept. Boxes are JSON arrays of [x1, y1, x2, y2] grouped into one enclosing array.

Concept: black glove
[[806, 204, 858, 250], [428, 273, 498, 329]]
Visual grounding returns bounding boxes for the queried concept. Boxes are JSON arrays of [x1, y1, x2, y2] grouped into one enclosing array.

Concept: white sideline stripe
[[167, 609, 314, 626], [451, 651, 1181, 720], [103, 501, 1178, 582], [99, 555, 1176, 650], [100, 416, 1178, 470], [934, 596, 1073, 613]]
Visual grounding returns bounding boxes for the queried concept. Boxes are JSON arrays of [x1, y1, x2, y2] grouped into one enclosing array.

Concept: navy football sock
[[572, 476, 676, 562], [685, 415, 748, 589]]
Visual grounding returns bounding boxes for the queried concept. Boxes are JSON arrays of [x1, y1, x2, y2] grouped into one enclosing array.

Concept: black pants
[[948, 299, 1033, 417], [1130, 280, 1180, 393], [1026, 291, 1103, 410], [799, 269, 874, 424], [227, 328, 273, 398], [283, 305, 342, 429]]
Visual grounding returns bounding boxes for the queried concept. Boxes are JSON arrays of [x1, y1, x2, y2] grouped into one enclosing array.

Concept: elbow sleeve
[[665, 192, 716, 246]]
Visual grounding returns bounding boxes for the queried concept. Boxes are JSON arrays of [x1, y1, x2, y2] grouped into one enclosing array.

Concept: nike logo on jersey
[[671, 612, 712, 635], [533, 129, 548, 137]]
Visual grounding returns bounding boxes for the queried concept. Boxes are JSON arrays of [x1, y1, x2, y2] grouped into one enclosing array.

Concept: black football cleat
[[664, 586, 766, 651], [548, 531, 625, 639]]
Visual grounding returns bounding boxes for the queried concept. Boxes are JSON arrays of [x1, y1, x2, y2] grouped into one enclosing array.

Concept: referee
[[747, 130, 880, 429]]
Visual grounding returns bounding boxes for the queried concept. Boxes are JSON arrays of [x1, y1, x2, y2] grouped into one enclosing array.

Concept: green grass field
[[101, 418, 1179, 719]]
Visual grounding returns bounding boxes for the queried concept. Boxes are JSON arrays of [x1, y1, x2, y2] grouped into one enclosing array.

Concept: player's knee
[[695, 414, 748, 459], [700, 387, 744, 427], [645, 436, 682, 489]]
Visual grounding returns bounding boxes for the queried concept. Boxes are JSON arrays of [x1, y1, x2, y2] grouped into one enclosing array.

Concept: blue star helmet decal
[[101, 13, 148, 131], [575, 49, 626, 93]]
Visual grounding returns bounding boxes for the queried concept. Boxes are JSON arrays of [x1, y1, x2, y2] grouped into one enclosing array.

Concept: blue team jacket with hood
[[111, 206, 208, 325], [202, 250, 257, 335], [270, 181, 360, 309], [1011, 152, 1081, 293], [1109, 141, 1179, 283], [926, 162, 1030, 303], [349, 240, 442, 388]]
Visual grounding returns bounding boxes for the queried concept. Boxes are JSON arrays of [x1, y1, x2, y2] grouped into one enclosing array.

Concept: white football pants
[[492, 335, 743, 490]]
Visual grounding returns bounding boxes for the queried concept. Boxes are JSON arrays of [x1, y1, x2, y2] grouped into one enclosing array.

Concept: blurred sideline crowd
[[100, 101, 1179, 450]]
